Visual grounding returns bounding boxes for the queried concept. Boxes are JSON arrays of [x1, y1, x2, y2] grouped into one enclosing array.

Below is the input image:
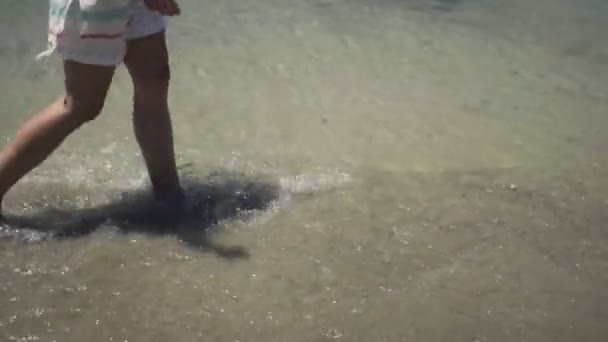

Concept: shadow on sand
[[1, 172, 280, 260]]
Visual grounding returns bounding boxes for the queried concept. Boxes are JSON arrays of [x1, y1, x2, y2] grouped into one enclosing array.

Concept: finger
[[145, 0, 180, 16], [146, 0, 167, 14], [161, 0, 172, 15], [172, 0, 181, 15], [144, 0, 160, 12], [166, 0, 180, 16]]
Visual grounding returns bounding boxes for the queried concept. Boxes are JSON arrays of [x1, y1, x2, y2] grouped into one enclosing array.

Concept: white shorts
[[40, 0, 167, 66]]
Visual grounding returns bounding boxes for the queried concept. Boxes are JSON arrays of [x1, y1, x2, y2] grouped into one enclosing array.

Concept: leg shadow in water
[[0, 172, 280, 260]]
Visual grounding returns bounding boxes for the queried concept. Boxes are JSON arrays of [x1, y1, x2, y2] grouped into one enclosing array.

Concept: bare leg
[[124, 31, 183, 202], [0, 61, 115, 215]]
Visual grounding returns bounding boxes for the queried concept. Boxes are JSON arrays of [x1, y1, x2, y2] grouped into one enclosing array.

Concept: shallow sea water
[[1, 0, 607, 341]]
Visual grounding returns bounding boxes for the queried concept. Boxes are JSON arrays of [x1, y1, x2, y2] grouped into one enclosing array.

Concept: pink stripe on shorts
[[38, 0, 167, 66]]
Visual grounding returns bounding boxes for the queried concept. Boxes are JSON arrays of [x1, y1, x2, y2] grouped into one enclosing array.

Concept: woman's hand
[[144, 0, 181, 16]]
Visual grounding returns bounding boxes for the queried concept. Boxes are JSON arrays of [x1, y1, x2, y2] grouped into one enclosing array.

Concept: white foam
[[278, 171, 353, 195]]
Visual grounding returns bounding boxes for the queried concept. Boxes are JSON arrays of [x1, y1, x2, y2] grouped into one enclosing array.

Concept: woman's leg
[[124, 31, 183, 202], [0, 60, 116, 214]]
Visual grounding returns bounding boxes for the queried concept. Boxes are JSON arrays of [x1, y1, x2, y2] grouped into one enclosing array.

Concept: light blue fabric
[[49, 2, 130, 22]]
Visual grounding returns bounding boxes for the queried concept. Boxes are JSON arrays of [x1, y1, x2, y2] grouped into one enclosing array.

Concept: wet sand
[[1, 0, 607, 341]]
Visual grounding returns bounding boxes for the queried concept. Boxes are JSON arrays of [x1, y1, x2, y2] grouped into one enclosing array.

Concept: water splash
[[278, 171, 353, 195], [0, 169, 353, 244]]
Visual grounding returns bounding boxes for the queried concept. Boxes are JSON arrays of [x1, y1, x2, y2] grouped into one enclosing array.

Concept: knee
[[132, 64, 171, 112], [61, 93, 106, 126], [134, 61, 171, 89], [150, 61, 171, 85]]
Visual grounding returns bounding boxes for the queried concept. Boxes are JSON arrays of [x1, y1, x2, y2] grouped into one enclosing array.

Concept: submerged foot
[[155, 185, 185, 211], [155, 194, 186, 219], [108, 187, 187, 231]]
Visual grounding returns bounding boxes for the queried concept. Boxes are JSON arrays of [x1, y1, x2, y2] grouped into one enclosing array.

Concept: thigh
[[63, 60, 115, 117], [124, 31, 170, 102]]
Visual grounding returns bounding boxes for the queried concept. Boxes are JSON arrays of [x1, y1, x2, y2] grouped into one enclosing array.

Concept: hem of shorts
[[125, 20, 167, 40], [56, 49, 124, 66]]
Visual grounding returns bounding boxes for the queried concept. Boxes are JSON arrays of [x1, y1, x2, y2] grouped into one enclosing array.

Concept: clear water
[[1, 0, 607, 341]]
